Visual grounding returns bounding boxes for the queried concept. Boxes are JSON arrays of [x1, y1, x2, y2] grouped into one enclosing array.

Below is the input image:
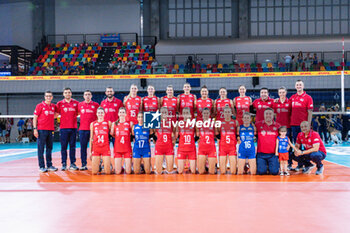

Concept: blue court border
[[1, 142, 350, 168]]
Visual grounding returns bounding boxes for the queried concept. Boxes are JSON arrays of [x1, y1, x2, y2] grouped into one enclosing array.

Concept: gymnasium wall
[[0, 1, 33, 50], [54, 0, 140, 35]]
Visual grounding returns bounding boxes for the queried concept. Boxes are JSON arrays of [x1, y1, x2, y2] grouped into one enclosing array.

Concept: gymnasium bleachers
[[29, 43, 102, 75]]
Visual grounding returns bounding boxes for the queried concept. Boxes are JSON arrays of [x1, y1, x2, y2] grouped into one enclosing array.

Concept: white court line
[[0, 149, 36, 158]]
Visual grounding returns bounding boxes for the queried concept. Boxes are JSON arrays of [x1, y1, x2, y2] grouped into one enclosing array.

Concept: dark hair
[[97, 107, 105, 112], [278, 126, 287, 132], [202, 107, 210, 112], [106, 86, 113, 90], [63, 87, 72, 92], [264, 107, 274, 112], [84, 90, 92, 94], [200, 85, 208, 91], [260, 87, 269, 92], [44, 90, 53, 95], [296, 79, 303, 83]]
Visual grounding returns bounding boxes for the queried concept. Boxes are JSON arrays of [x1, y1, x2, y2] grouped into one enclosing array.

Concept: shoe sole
[[48, 169, 58, 172]]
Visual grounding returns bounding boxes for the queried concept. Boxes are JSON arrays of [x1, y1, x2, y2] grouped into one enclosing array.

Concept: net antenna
[[341, 37, 345, 113]]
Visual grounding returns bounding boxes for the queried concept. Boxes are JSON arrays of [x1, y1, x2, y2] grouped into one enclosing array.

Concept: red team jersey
[[219, 120, 238, 156], [92, 120, 111, 156], [143, 96, 158, 112], [296, 130, 327, 155], [125, 96, 142, 124], [162, 96, 178, 122], [56, 99, 79, 129], [34, 102, 56, 131], [196, 98, 213, 121], [273, 98, 291, 128], [216, 98, 232, 121], [179, 93, 195, 119], [198, 121, 216, 157], [177, 121, 196, 160], [234, 96, 251, 125], [289, 92, 313, 126], [100, 97, 123, 122], [155, 122, 174, 155], [252, 97, 274, 123], [78, 101, 99, 130], [256, 121, 281, 154], [113, 121, 132, 158]]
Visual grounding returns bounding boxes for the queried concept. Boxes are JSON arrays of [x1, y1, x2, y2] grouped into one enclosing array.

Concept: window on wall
[[250, 0, 350, 37], [168, 0, 235, 38]]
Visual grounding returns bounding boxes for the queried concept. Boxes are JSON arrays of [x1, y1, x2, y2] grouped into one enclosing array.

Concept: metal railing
[[156, 51, 349, 65], [46, 33, 157, 46]]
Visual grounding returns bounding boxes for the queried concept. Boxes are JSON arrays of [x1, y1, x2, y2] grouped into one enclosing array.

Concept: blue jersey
[[134, 124, 150, 149], [238, 124, 255, 158], [277, 136, 289, 153]]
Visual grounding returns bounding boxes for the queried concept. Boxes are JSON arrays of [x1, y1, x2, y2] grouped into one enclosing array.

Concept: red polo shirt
[[289, 92, 313, 126], [100, 97, 123, 122], [256, 120, 281, 154], [56, 99, 79, 129], [34, 101, 56, 131], [296, 130, 327, 155], [252, 97, 274, 123], [78, 100, 99, 130], [273, 98, 291, 128]]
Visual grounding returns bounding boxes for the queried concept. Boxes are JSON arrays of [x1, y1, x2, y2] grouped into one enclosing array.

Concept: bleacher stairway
[[95, 47, 116, 75]]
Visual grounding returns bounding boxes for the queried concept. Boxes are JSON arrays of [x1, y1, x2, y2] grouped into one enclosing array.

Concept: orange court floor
[[1, 150, 350, 233]]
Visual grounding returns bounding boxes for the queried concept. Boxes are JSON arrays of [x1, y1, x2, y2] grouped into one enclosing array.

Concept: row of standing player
[[33, 80, 313, 173]]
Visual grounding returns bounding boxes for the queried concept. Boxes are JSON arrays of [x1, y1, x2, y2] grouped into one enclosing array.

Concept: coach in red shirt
[[289, 80, 313, 171], [100, 87, 123, 122], [252, 88, 274, 123], [294, 121, 326, 175], [33, 91, 58, 172], [56, 87, 79, 171], [78, 90, 99, 170], [255, 108, 281, 175]]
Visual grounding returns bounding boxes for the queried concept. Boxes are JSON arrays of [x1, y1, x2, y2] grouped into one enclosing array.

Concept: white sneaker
[[284, 171, 290, 176], [280, 171, 284, 176]]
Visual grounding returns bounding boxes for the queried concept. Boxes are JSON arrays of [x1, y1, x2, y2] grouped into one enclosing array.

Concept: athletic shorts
[[219, 148, 237, 157], [133, 148, 151, 159], [238, 150, 256, 159], [92, 147, 111, 157], [155, 147, 174, 156], [177, 150, 196, 160], [278, 152, 289, 161], [198, 149, 217, 158], [114, 151, 132, 159]]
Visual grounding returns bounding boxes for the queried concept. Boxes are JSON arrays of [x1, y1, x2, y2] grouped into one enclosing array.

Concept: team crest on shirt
[[81, 109, 85, 113], [173, 103, 176, 106], [273, 127, 277, 130], [64, 108, 68, 112], [114, 104, 117, 106], [153, 102, 156, 105], [308, 139, 311, 143], [245, 102, 249, 105], [45, 111, 49, 115], [261, 130, 266, 136], [103, 127, 107, 129], [92, 106, 95, 109], [124, 128, 128, 130], [300, 99, 304, 101], [241, 136, 245, 141], [105, 108, 108, 113], [74, 103, 77, 106], [258, 105, 262, 109]]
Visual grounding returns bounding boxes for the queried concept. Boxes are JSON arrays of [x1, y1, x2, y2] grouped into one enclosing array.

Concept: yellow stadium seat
[[123, 57, 127, 61], [50, 51, 55, 55], [70, 50, 75, 55], [113, 42, 117, 46], [267, 63, 273, 68], [93, 54, 98, 58], [218, 64, 223, 69], [137, 60, 142, 65], [87, 46, 92, 50], [43, 62, 48, 67], [63, 47, 67, 51], [87, 57, 91, 62], [149, 56, 153, 61], [115, 49, 120, 54], [56, 44, 61, 48], [174, 64, 179, 69], [51, 58, 56, 63], [74, 62, 79, 66], [135, 49, 140, 53]]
